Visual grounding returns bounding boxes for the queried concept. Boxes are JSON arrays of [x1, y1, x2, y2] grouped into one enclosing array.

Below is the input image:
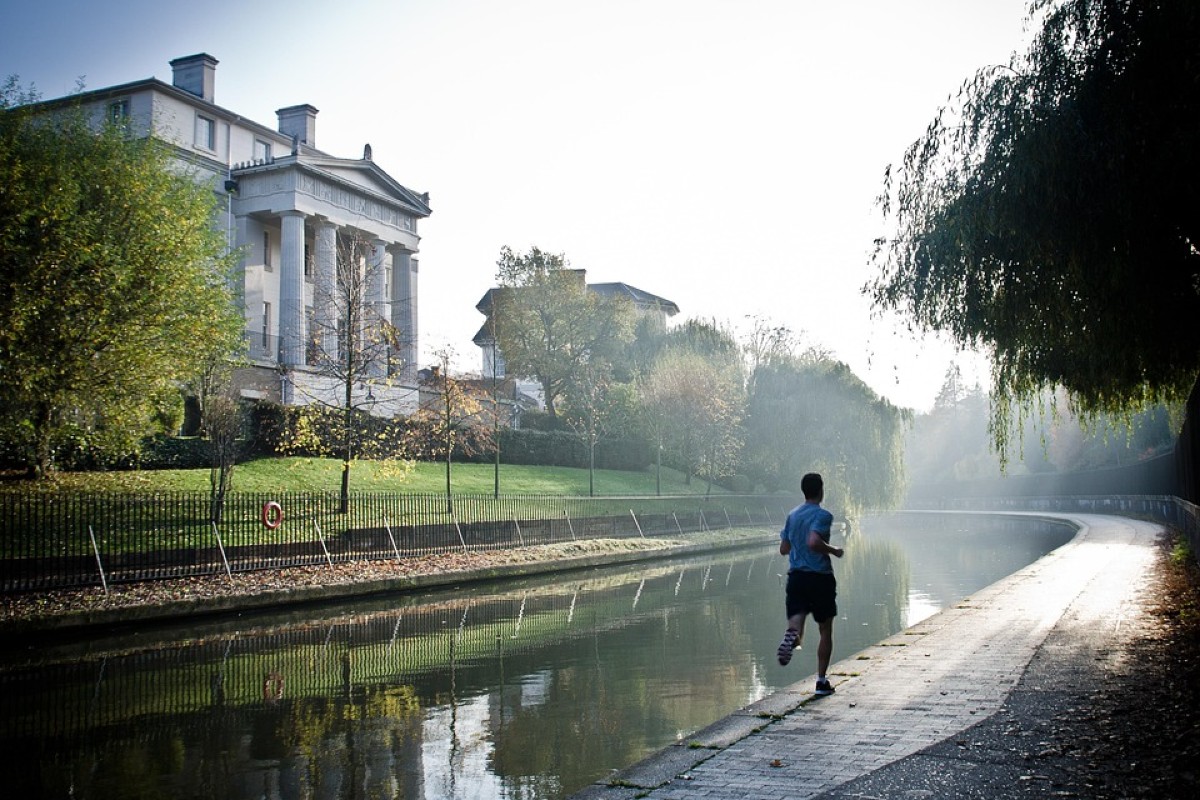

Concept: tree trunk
[[656, 441, 662, 496], [341, 372, 353, 514], [589, 441, 596, 497], [33, 404, 54, 479], [445, 448, 453, 515]]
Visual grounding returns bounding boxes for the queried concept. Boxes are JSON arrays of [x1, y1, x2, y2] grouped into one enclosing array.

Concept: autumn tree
[[490, 246, 635, 418], [640, 342, 744, 492], [289, 230, 408, 511], [868, 0, 1200, 452], [0, 81, 241, 476], [563, 363, 639, 496], [408, 350, 495, 513]]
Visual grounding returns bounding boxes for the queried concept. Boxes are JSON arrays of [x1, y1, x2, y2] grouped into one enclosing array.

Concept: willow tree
[[742, 355, 908, 514], [867, 0, 1200, 452], [0, 81, 241, 476]]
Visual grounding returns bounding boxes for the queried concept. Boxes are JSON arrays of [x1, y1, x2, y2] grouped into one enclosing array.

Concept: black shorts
[[785, 570, 837, 623]]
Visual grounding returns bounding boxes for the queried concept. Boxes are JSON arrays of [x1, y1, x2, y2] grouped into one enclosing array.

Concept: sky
[[1, 0, 1035, 412]]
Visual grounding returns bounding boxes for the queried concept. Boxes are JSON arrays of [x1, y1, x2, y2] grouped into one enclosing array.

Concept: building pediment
[[302, 156, 431, 218], [232, 157, 430, 240]]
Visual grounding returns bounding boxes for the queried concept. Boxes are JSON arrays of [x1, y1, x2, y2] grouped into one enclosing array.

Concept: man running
[[777, 472, 844, 696]]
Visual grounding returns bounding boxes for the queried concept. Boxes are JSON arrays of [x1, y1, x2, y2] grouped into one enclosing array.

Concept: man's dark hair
[[801, 472, 823, 500]]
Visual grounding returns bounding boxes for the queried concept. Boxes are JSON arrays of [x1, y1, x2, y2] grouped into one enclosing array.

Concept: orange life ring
[[263, 671, 285, 701], [261, 501, 284, 529]]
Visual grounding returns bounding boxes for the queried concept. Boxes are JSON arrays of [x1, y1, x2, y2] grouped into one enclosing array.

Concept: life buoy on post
[[263, 671, 285, 702], [261, 501, 284, 530]]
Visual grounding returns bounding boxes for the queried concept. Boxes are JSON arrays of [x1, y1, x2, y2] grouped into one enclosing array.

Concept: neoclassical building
[[44, 54, 431, 415]]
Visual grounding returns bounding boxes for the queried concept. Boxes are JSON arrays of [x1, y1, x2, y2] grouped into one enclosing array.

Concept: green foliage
[[277, 404, 414, 467], [640, 340, 744, 489], [906, 370, 1180, 488], [868, 0, 1200, 452], [742, 356, 908, 515], [492, 246, 636, 417], [0, 80, 241, 476]]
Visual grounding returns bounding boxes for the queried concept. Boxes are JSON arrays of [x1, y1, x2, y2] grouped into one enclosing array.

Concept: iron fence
[[0, 491, 792, 593]]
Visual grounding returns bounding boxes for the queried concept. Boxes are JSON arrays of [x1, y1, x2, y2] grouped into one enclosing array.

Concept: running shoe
[[777, 629, 800, 666], [814, 678, 835, 696]]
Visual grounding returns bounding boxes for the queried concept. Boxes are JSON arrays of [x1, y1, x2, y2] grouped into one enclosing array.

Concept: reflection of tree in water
[[839, 535, 910, 638], [488, 566, 771, 797]]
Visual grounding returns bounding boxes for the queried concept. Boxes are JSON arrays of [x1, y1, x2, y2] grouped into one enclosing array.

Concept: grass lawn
[[18, 457, 730, 496]]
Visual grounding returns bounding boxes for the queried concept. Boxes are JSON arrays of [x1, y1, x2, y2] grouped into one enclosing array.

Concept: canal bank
[[571, 513, 1197, 799], [0, 528, 772, 637]]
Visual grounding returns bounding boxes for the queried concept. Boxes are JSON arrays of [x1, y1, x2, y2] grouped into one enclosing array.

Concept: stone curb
[[0, 532, 772, 638]]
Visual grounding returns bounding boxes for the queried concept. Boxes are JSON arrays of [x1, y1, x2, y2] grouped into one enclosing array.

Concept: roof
[[27, 76, 431, 218], [475, 281, 679, 317], [588, 282, 680, 315]]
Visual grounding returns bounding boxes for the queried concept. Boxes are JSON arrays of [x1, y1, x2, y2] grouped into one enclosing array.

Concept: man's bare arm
[[807, 530, 844, 558]]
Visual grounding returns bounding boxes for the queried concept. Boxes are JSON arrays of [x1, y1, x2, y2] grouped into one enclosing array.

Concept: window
[[195, 114, 216, 150], [304, 243, 313, 279], [263, 231, 272, 270], [107, 99, 129, 126], [262, 302, 271, 349], [253, 139, 272, 163]]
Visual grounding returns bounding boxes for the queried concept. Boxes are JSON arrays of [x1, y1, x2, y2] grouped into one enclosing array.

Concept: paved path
[[571, 513, 1163, 799]]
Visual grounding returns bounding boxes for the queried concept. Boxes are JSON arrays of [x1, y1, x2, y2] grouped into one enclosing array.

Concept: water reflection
[[0, 513, 1072, 799]]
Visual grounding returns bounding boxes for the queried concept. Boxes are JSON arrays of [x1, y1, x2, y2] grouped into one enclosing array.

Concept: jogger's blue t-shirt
[[780, 501, 834, 574]]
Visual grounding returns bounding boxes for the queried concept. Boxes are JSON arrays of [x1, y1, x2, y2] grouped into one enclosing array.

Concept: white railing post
[[453, 514, 468, 552], [385, 522, 402, 562], [87, 525, 108, 595], [211, 521, 233, 581], [314, 522, 334, 570]]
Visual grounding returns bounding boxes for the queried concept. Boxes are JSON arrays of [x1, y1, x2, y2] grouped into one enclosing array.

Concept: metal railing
[[0, 491, 791, 593], [905, 493, 1200, 562]]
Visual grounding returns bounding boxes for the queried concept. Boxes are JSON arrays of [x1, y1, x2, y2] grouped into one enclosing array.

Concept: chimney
[[169, 54, 218, 102], [277, 105, 319, 148]]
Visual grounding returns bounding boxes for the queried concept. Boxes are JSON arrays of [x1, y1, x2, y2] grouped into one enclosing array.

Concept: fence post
[[314, 522, 334, 570], [385, 523, 402, 562], [87, 525, 108, 596], [513, 517, 525, 547], [211, 522, 233, 581], [629, 509, 645, 538], [453, 514, 468, 552]]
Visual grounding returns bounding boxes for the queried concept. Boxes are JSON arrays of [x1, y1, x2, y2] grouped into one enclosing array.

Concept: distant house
[[28, 54, 431, 417], [472, 271, 679, 411]]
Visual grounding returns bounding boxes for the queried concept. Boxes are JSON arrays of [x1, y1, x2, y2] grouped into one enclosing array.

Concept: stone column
[[313, 219, 337, 364], [390, 249, 418, 381], [278, 210, 307, 367], [369, 239, 389, 378]]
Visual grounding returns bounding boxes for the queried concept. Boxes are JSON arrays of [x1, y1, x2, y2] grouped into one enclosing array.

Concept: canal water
[[0, 513, 1073, 799]]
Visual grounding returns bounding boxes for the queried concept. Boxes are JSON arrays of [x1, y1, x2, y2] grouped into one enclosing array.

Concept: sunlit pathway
[[570, 513, 1162, 799]]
